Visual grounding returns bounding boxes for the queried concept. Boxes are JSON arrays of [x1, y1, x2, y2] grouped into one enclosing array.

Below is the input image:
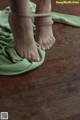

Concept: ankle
[[36, 0, 51, 13], [9, 12, 33, 29]]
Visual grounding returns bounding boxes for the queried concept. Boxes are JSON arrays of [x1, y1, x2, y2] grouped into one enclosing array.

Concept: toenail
[[37, 58, 40, 61]]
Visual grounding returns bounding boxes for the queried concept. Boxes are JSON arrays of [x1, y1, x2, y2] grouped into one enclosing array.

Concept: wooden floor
[[0, 0, 80, 120]]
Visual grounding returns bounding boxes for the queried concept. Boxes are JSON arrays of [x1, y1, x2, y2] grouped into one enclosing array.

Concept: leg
[[35, 0, 56, 50], [9, 0, 40, 62]]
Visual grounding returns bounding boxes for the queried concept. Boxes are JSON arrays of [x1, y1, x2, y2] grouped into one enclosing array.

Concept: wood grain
[[0, 0, 80, 120]]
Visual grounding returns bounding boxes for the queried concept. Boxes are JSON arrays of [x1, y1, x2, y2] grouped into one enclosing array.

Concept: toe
[[48, 39, 53, 48], [42, 39, 48, 50], [45, 39, 51, 50], [17, 49, 24, 58], [30, 50, 40, 62], [50, 36, 56, 43], [31, 53, 37, 62], [35, 50, 40, 62], [25, 53, 31, 62], [39, 40, 45, 50]]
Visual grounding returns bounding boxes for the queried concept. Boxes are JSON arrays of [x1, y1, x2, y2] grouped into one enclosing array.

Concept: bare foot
[[8, 12, 40, 62], [35, 25, 56, 50], [35, 0, 56, 50]]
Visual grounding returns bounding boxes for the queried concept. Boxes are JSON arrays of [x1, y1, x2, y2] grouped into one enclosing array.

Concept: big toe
[[27, 50, 40, 62], [41, 38, 53, 50]]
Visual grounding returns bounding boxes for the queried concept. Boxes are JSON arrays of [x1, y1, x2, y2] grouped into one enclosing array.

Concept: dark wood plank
[[0, 0, 80, 120]]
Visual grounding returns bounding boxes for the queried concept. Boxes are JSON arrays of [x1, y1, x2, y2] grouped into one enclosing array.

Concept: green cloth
[[0, 2, 80, 76]]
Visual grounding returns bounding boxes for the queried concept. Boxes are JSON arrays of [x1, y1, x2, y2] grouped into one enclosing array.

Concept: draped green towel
[[0, 2, 80, 76]]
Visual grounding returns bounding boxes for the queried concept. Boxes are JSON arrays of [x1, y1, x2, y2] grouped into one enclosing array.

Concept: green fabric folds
[[0, 2, 80, 75]]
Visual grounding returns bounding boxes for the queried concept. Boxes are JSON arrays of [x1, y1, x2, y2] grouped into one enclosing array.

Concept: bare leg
[[35, 0, 56, 50], [9, 0, 40, 62]]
